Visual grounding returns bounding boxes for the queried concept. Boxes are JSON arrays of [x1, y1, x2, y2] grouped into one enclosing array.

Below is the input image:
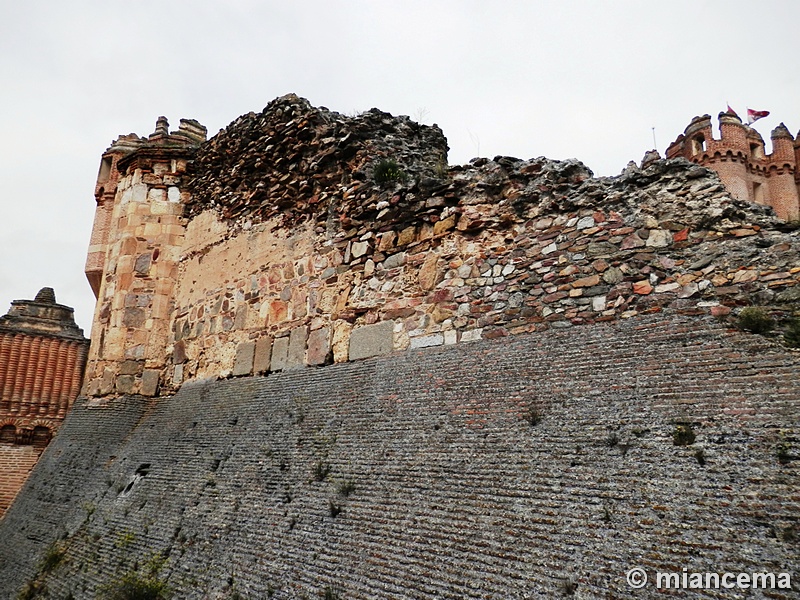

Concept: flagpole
[[652, 127, 657, 150]]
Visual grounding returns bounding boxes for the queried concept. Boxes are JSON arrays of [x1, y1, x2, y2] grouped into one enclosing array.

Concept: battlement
[[85, 117, 207, 297], [666, 111, 800, 220]]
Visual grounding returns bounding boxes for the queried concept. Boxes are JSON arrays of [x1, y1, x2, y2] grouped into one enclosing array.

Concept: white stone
[[542, 242, 558, 255], [461, 329, 483, 342], [351, 241, 369, 258], [168, 186, 181, 202], [654, 283, 681, 293], [576, 216, 595, 229], [457, 264, 472, 279], [409, 333, 444, 349], [592, 296, 606, 311], [501, 264, 515, 276], [645, 229, 672, 248], [444, 330, 457, 345], [131, 183, 148, 202]]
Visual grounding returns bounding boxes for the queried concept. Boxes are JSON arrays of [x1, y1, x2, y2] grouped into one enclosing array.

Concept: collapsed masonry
[[83, 94, 800, 398]]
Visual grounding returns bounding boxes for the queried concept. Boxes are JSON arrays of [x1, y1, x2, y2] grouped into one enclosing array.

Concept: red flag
[[747, 108, 769, 124], [726, 104, 739, 118]]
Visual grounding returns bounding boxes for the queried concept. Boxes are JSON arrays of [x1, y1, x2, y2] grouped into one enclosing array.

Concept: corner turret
[[83, 117, 206, 398], [667, 111, 799, 220]]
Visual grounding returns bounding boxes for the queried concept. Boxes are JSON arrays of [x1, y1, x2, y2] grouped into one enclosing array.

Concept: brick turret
[[667, 111, 800, 220], [0, 288, 89, 516]]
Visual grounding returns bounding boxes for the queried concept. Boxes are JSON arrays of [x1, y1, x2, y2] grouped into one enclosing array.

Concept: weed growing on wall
[[673, 424, 696, 446], [783, 318, 800, 348], [313, 462, 330, 482], [737, 307, 774, 334], [372, 159, 406, 186]]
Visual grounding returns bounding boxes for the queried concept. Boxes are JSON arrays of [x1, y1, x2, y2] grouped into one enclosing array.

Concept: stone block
[[349, 321, 394, 361], [141, 369, 160, 397], [286, 326, 308, 370], [461, 328, 483, 342], [119, 360, 144, 376], [172, 364, 184, 386], [270, 337, 290, 371], [332, 321, 353, 363], [307, 327, 331, 366], [409, 333, 444, 349], [116, 375, 135, 394], [233, 341, 256, 376], [99, 368, 115, 395], [253, 336, 273, 374]]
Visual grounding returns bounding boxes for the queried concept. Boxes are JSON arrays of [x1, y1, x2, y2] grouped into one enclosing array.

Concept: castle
[[0, 97, 797, 598], [667, 110, 800, 221]]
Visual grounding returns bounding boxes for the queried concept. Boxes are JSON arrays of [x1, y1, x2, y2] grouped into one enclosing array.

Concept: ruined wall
[[0, 314, 797, 598], [0, 288, 89, 516], [83, 96, 800, 399], [666, 111, 800, 220]]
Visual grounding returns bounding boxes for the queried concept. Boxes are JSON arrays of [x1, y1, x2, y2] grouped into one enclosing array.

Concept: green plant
[[604, 433, 619, 448], [323, 586, 340, 600], [115, 530, 136, 549], [673, 424, 696, 446], [776, 442, 792, 465], [694, 448, 706, 465], [373, 159, 405, 186], [100, 555, 170, 600], [559, 579, 577, 596], [434, 155, 449, 179], [337, 480, 356, 498], [783, 318, 800, 348], [522, 406, 542, 426], [313, 461, 330, 482], [737, 307, 774, 334], [99, 571, 171, 600], [40, 542, 67, 574], [328, 500, 342, 518], [17, 581, 47, 600]]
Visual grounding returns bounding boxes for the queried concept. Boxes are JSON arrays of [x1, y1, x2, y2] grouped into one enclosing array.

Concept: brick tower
[[666, 111, 800, 220], [0, 288, 89, 516]]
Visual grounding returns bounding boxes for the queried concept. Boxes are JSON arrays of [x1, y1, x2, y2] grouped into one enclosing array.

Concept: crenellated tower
[[666, 111, 800, 220], [83, 117, 206, 398]]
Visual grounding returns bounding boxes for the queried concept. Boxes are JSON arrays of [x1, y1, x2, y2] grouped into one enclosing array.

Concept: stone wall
[[82, 96, 800, 399], [0, 314, 797, 598]]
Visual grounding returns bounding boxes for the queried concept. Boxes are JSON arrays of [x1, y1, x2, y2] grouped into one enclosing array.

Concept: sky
[[1, 0, 798, 335]]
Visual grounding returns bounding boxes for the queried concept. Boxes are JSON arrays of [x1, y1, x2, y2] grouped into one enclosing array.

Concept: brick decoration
[[0, 288, 89, 516]]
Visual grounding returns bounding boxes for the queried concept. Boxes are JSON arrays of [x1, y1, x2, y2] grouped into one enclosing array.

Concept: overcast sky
[[1, 0, 798, 334]]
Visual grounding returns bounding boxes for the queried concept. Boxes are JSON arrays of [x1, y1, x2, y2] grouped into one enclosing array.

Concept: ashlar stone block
[[253, 336, 273, 374], [307, 327, 330, 366], [349, 320, 394, 361], [233, 341, 255, 376], [286, 326, 308, 370], [270, 336, 290, 371]]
